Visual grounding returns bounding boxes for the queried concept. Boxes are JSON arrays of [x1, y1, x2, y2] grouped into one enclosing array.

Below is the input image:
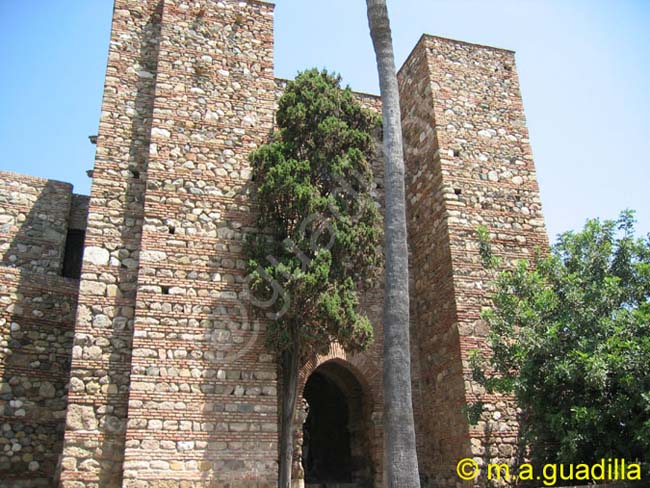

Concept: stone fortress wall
[[0, 0, 548, 487], [0, 173, 88, 485]]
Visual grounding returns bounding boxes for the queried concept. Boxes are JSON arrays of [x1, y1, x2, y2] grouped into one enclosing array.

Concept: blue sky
[[0, 1, 648, 240]]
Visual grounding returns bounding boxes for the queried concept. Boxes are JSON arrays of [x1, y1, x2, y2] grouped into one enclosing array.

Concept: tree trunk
[[366, 1, 421, 487], [279, 334, 301, 488]]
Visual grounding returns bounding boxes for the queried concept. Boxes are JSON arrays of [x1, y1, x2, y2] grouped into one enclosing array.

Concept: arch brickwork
[[298, 346, 382, 488]]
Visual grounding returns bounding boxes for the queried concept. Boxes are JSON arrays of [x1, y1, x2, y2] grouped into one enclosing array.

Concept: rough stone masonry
[[0, 1, 548, 487]]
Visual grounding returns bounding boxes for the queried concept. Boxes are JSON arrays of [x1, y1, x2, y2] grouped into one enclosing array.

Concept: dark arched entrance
[[302, 360, 373, 487]]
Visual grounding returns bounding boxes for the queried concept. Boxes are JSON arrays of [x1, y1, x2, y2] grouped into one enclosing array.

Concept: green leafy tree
[[245, 69, 382, 488], [473, 210, 650, 473]]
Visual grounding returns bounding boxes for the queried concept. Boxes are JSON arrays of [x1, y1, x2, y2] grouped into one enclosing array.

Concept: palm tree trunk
[[366, 1, 421, 486], [279, 332, 300, 488]]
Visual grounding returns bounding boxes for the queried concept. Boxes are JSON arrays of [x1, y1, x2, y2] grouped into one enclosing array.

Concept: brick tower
[[57, 0, 279, 486], [0, 1, 548, 487], [399, 35, 548, 486]]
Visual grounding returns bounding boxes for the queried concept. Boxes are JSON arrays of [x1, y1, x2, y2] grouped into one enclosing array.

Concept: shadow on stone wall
[[93, 3, 163, 486], [0, 179, 78, 486], [194, 173, 280, 485]]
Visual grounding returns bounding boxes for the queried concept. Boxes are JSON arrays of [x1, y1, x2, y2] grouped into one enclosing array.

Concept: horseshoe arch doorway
[[301, 360, 374, 487]]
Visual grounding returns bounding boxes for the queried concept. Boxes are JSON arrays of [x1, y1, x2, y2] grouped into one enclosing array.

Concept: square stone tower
[[399, 35, 548, 486], [58, 1, 279, 486]]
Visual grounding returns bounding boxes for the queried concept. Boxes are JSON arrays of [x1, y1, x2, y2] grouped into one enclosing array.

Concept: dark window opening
[[168, 226, 176, 235], [161, 285, 170, 295], [62, 229, 86, 279], [130, 169, 140, 179], [454, 188, 462, 195], [453, 149, 461, 157]]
